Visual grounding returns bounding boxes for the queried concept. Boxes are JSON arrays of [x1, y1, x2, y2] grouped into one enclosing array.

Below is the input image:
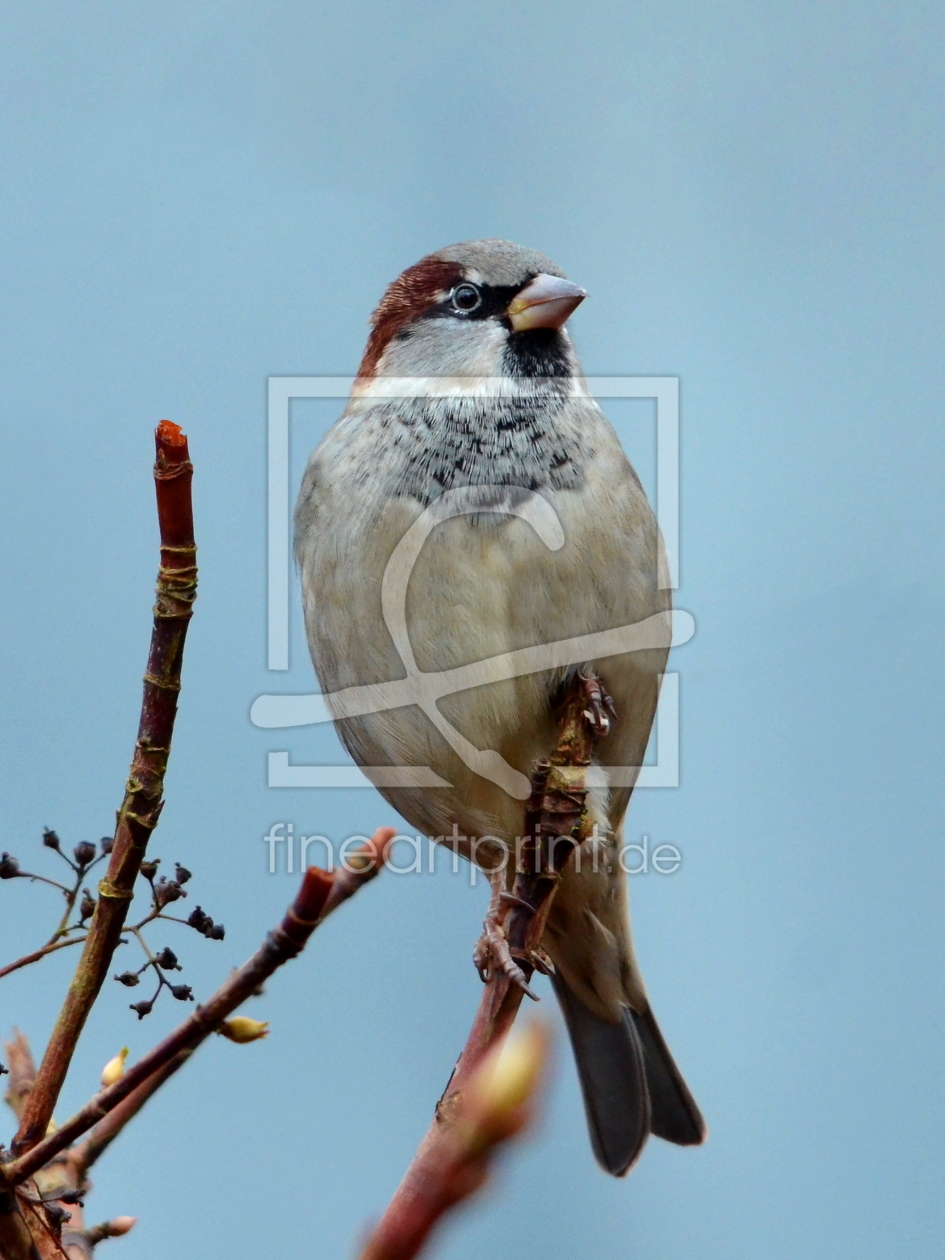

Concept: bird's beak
[[507, 273, 586, 332]]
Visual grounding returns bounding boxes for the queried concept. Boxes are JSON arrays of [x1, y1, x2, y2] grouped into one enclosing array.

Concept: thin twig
[[3, 828, 396, 1186], [0, 937, 86, 983], [0, 1035, 45, 1260], [360, 1023, 551, 1260], [0, 856, 103, 980], [17, 873, 70, 896], [68, 841, 399, 1173], [70, 1054, 188, 1174], [14, 422, 197, 1157], [45, 854, 105, 946]]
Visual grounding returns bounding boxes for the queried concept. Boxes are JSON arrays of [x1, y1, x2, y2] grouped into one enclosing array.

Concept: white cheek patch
[[355, 374, 537, 402], [351, 316, 585, 407], [355, 322, 520, 401]]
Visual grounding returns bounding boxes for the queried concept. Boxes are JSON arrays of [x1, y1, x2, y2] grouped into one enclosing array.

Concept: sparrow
[[294, 239, 706, 1174]]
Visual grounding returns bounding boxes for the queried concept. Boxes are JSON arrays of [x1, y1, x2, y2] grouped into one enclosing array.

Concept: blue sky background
[[1, 3, 943, 1257]]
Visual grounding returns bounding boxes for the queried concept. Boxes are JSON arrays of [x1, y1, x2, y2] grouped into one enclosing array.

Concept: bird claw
[[578, 670, 616, 736], [526, 946, 556, 977], [498, 891, 534, 913], [473, 919, 539, 1000]]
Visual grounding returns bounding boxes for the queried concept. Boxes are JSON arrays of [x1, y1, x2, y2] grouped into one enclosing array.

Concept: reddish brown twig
[[1, 1033, 67, 1260], [70, 1054, 188, 1174], [2, 1041, 126, 1260], [3, 829, 396, 1187], [361, 1023, 551, 1260], [14, 422, 197, 1157], [69, 827, 399, 1175], [0, 936, 86, 983], [359, 682, 597, 1260], [83, 1216, 137, 1247]]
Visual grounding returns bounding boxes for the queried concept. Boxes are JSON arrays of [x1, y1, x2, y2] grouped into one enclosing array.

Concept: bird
[[294, 238, 706, 1175]]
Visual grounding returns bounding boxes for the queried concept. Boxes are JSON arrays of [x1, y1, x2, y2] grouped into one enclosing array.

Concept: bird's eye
[[451, 283, 482, 313]]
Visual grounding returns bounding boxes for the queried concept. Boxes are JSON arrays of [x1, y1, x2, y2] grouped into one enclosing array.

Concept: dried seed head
[[73, 841, 97, 867], [154, 878, 185, 907], [0, 853, 20, 879], [42, 828, 61, 850], [187, 905, 213, 934]]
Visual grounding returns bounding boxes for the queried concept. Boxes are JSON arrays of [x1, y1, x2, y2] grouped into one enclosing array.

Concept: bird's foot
[[473, 908, 540, 1001], [578, 669, 617, 737], [495, 895, 555, 975]]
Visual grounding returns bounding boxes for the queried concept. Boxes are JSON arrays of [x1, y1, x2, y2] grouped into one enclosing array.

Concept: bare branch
[[71, 1053, 187, 1173], [0, 937, 86, 984], [3, 829, 396, 1186], [2, 1034, 91, 1258], [360, 1023, 551, 1260], [84, 1216, 136, 1246], [70, 828, 398, 1171], [360, 681, 598, 1257], [14, 422, 198, 1156]]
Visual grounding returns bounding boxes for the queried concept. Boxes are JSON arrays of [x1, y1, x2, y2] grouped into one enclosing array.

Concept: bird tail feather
[[552, 975, 706, 1176]]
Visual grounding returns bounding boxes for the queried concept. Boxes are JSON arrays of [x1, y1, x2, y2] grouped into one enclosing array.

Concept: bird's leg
[[473, 871, 539, 1000], [578, 667, 617, 737], [472, 869, 505, 982]]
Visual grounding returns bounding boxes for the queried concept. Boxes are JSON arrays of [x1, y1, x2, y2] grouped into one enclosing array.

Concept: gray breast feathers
[[347, 390, 596, 507]]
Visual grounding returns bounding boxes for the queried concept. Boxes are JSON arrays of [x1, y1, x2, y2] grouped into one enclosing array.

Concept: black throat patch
[[371, 380, 592, 507]]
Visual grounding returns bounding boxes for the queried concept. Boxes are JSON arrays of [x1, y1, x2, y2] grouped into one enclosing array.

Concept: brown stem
[[70, 1054, 188, 1174], [360, 1023, 550, 1260], [359, 682, 596, 1260], [45, 859, 103, 948], [3, 828, 396, 1186], [14, 423, 197, 1157], [0, 936, 86, 983], [14, 872, 70, 896], [0, 1063, 72, 1260], [83, 1218, 136, 1247]]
